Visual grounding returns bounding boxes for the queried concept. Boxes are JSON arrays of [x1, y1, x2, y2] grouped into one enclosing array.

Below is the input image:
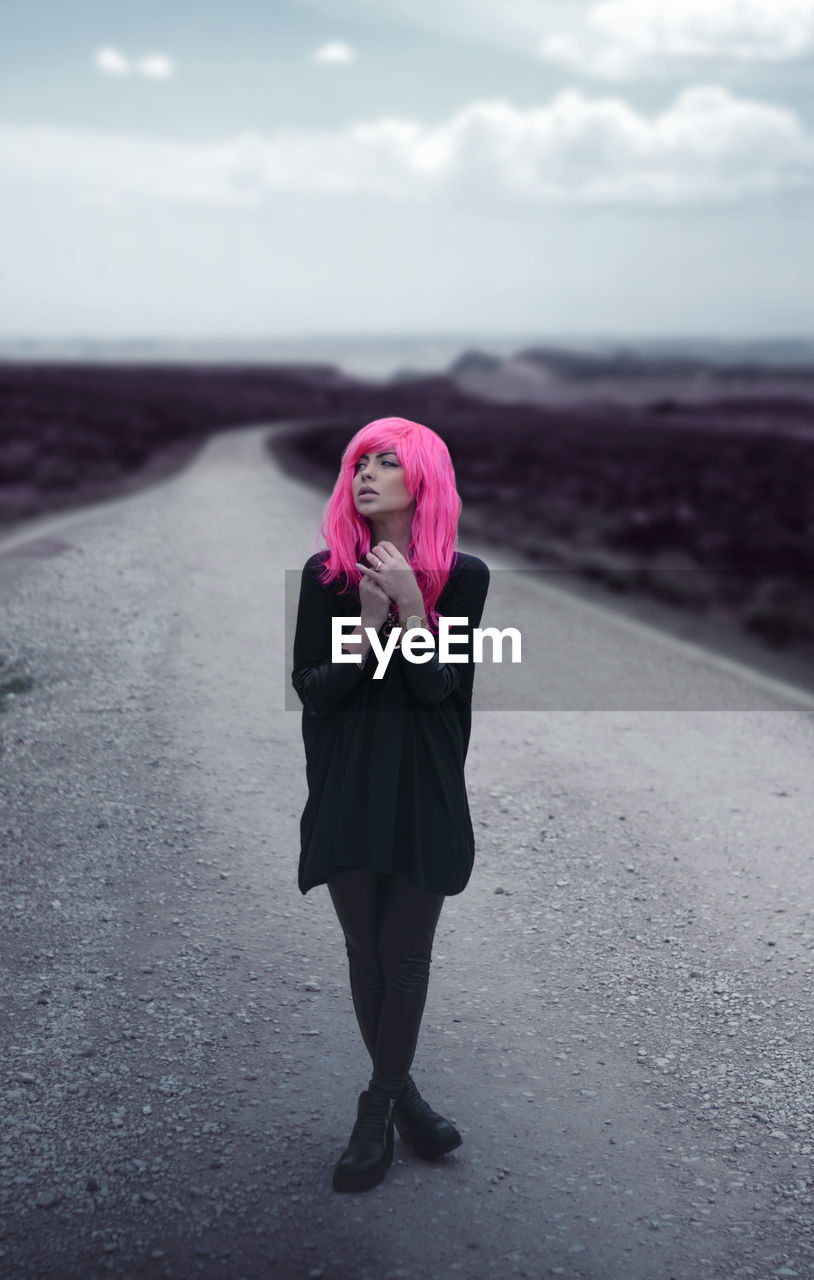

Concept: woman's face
[[351, 447, 414, 520]]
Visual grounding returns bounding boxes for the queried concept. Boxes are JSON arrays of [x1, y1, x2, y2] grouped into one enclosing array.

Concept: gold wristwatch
[[394, 614, 427, 650]]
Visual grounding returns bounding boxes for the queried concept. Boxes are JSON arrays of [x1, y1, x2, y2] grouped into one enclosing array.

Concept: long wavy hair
[[314, 416, 462, 632]]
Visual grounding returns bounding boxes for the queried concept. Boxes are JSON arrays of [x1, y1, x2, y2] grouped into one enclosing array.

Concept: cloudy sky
[[1, 0, 813, 341]]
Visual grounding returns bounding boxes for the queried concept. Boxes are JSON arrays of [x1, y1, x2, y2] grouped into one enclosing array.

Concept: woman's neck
[[368, 514, 413, 559]]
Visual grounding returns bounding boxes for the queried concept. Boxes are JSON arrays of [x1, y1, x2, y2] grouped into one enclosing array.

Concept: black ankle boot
[[332, 1088, 395, 1192], [392, 1074, 462, 1161]]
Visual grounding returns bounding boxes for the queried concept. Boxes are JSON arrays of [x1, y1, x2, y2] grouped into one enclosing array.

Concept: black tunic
[[291, 549, 490, 897]]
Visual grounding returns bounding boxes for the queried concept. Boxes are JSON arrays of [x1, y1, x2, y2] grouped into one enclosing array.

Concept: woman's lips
[[358, 489, 378, 497]]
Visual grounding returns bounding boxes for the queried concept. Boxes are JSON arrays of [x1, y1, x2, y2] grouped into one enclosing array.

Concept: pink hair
[[314, 416, 462, 632]]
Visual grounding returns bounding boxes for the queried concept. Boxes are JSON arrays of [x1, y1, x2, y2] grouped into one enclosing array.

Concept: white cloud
[[93, 46, 175, 80], [94, 46, 130, 76], [2, 85, 812, 210], [540, 0, 814, 79], [310, 41, 356, 64]]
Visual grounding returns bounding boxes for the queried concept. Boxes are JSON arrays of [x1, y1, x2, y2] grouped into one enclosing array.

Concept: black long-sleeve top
[[291, 549, 490, 895]]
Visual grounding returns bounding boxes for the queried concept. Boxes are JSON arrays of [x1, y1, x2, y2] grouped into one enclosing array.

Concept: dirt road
[[2, 424, 814, 1280]]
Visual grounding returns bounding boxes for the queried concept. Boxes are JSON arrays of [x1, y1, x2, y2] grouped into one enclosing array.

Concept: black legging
[[326, 867, 445, 1095]]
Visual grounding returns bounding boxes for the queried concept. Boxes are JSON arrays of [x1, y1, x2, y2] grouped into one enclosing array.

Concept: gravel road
[[2, 423, 814, 1280]]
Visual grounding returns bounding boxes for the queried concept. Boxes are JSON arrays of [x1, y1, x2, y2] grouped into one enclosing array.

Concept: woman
[[291, 415, 490, 1193]]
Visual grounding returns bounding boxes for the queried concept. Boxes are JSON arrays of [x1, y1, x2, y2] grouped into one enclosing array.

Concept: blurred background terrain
[[1, 341, 813, 672]]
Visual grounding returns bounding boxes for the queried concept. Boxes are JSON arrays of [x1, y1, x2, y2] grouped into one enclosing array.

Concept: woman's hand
[[357, 561, 391, 631], [358, 542, 424, 616]]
